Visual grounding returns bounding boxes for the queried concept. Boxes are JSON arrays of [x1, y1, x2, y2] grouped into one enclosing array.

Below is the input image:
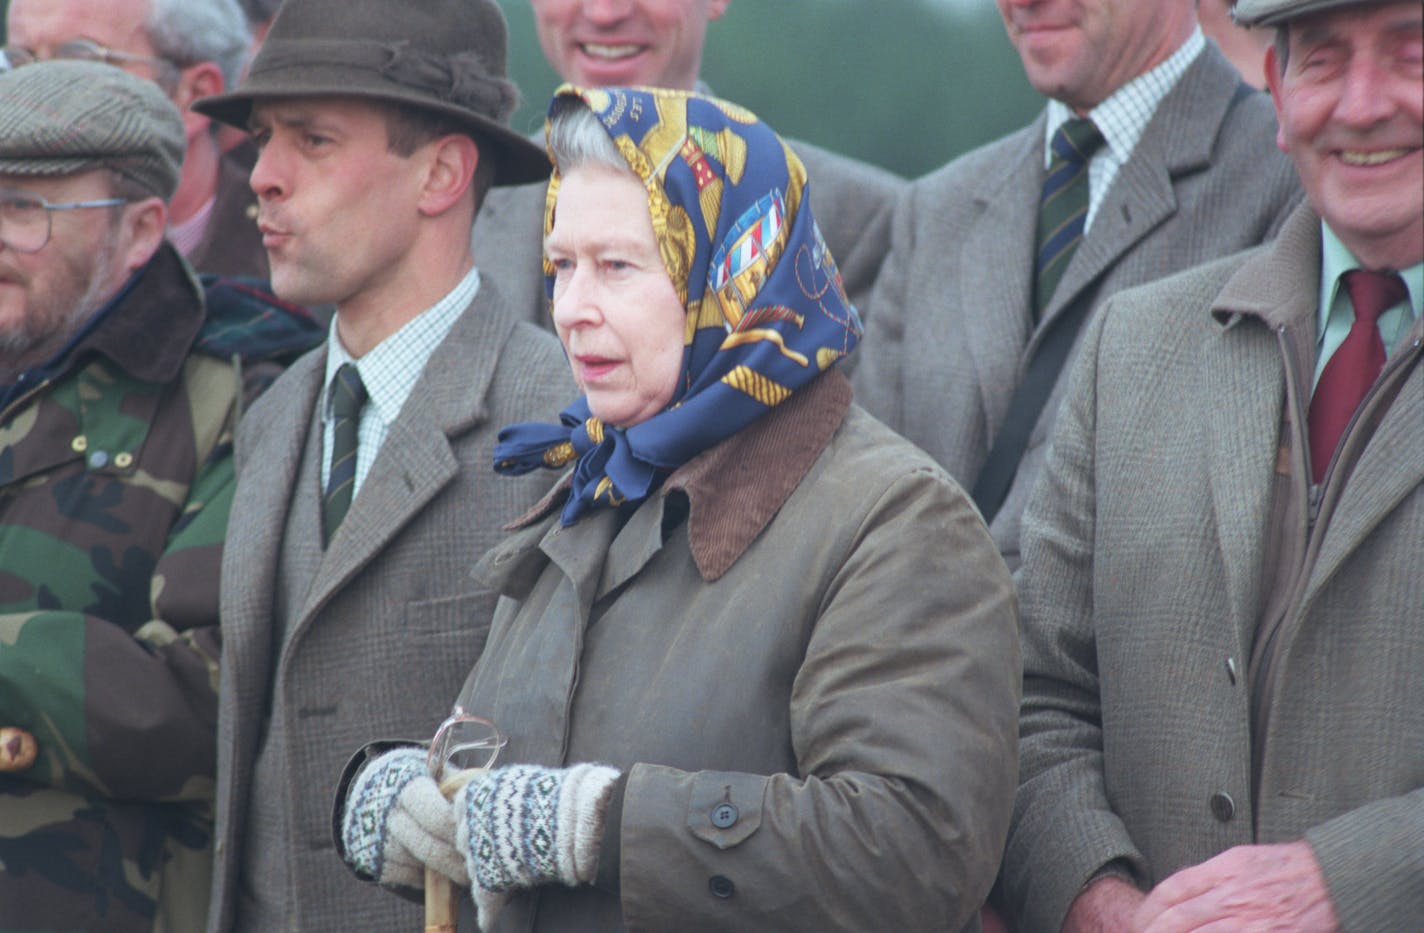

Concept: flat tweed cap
[[1234, 0, 1392, 26], [195, 0, 549, 185], [0, 60, 185, 200]]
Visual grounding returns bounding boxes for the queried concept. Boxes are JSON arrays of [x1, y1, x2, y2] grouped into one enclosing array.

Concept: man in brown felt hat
[[998, 0, 1422, 929], [193, 1, 574, 929]]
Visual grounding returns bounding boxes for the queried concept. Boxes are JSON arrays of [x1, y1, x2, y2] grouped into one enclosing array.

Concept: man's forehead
[[249, 97, 388, 129], [0, 170, 104, 195], [1287, 0, 1423, 45]]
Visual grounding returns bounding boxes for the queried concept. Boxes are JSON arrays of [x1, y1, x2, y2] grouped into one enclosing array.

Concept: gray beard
[[0, 234, 122, 374]]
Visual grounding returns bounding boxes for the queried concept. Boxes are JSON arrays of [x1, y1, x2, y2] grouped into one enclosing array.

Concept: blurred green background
[[0, 0, 1045, 180], [496, 0, 1043, 179]]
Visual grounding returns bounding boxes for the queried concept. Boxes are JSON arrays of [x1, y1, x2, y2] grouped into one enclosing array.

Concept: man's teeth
[[1341, 149, 1407, 166], [582, 43, 640, 59]]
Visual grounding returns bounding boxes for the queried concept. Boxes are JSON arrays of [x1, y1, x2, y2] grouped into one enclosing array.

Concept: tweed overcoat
[[1001, 206, 1424, 932], [446, 373, 1021, 932], [208, 282, 573, 932], [471, 137, 902, 329], [853, 44, 1302, 566]]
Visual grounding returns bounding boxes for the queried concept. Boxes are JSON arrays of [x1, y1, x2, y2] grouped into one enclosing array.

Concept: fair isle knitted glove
[[339, 746, 469, 891], [454, 762, 621, 931]]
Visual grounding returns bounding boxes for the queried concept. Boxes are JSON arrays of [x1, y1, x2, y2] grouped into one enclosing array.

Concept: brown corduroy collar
[[508, 369, 853, 581], [61, 242, 206, 386]]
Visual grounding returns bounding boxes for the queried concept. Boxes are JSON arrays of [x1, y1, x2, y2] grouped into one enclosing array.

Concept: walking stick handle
[[424, 767, 486, 933]]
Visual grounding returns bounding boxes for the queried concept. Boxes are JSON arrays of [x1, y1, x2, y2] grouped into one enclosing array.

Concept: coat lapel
[[960, 121, 1042, 417], [1206, 206, 1320, 641], [293, 283, 521, 626], [226, 351, 324, 705], [1045, 46, 1245, 327], [1200, 314, 1285, 644], [1309, 338, 1424, 595]]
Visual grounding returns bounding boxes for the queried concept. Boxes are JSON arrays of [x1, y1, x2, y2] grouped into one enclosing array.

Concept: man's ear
[[118, 197, 169, 273], [173, 61, 226, 141], [417, 133, 480, 217]]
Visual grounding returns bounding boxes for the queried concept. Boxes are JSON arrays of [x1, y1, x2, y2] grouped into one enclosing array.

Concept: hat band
[[253, 37, 514, 120]]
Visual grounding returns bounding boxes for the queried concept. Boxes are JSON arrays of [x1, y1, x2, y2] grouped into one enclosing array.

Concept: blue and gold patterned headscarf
[[494, 85, 861, 525]]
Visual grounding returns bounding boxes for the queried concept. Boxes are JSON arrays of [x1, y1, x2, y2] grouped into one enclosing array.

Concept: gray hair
[[146, 0, 251, 88], [547, 96, 627, 176]]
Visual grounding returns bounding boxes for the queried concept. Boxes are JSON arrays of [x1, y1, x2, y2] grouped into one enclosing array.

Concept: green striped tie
[[323, 363, 367, 546], [1035, 117, 1104, 317]]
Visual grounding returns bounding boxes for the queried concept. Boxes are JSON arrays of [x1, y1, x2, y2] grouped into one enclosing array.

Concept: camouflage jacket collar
[[66, 243, 206, 387]]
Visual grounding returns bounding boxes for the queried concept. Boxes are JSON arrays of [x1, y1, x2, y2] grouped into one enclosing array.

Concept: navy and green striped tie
[[1035, 117, 1104, 318], [323, 363, 367, 545]]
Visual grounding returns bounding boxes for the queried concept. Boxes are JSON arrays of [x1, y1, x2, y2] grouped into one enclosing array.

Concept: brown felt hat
[[194, 0, 549, 185], [1233, 0, 1391, 26], [0, 60, 185, 200]]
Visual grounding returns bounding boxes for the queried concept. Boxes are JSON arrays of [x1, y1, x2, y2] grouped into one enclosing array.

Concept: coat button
[[709, 875, 735, 898], [0, 727, 38, 771], [114, 452, 134, 469], [1210, 792, 1235, 822], [711, 803, 739, 829], [71, 435, 88, 453]]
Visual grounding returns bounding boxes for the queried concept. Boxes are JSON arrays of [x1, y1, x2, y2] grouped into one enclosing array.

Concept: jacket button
[[710, 803, 739, 829], [709, 875, 735, 899], [1210, 792, 1235, 822], [0, 727, 38, 772], [71, 435, 88, 453]]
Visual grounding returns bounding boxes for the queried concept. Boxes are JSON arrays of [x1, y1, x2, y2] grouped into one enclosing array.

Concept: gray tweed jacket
[[207, 281, 573, 932], [853, 44, 1302, 566]]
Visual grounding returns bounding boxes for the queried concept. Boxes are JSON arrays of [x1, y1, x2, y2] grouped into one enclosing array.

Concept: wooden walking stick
[[425, 710, 506, 933]]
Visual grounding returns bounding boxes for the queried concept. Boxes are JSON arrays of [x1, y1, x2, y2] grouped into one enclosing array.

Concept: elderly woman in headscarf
[[334, 85, 1019, 933]]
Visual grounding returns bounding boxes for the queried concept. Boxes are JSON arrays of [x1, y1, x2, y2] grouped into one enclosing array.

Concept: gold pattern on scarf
[[542, 442, 576, 468], [721, 365, 791, 407], [720, 329, 809, 367]]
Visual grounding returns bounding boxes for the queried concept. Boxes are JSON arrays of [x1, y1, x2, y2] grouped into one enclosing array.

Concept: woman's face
[[547, 164, 686, 429]]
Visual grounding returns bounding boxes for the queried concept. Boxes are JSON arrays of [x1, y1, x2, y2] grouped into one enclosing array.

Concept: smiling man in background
[[1001, 0, 1423, 928]]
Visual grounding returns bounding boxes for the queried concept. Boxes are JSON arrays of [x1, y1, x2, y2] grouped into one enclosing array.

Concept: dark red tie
[[1307, 269, 1408, 483]]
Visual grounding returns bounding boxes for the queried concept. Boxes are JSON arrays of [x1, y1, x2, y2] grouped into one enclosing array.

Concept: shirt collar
[[1317, 221, 1424, 334], [321, 264, 481, 425], [1045, 27, 1206, 168]]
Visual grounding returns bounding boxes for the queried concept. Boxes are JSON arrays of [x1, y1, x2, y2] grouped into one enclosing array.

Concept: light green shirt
[[1313, 222, 1424, 387]]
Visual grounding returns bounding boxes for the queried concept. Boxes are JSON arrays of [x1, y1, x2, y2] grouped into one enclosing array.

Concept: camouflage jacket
[[0, 244, 321, 933]]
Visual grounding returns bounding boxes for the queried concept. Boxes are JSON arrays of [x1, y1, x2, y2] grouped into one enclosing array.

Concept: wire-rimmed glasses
[[0, 189, 130, 255], [0, 40, 183, 89]]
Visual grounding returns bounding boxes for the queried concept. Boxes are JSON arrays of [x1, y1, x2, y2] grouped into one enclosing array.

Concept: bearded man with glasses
[[0, 60, 310, 933], [4, 0, 268, 282]]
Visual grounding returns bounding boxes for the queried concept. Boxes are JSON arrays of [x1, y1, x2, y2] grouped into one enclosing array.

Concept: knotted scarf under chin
[[494, 397, 659, 526]]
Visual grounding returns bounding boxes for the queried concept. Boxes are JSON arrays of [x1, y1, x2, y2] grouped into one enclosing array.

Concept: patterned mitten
[[454, 762, 621, 931], [339, 746, 471, 890]]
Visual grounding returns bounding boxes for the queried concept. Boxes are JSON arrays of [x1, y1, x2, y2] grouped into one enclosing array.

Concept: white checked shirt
[[1044, 27, 1206, 232], [319, 265, 482, 498]]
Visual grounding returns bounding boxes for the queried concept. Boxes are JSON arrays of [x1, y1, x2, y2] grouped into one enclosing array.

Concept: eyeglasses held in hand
[[0, 189, 130, 254], [427, 708, 507, 793]]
